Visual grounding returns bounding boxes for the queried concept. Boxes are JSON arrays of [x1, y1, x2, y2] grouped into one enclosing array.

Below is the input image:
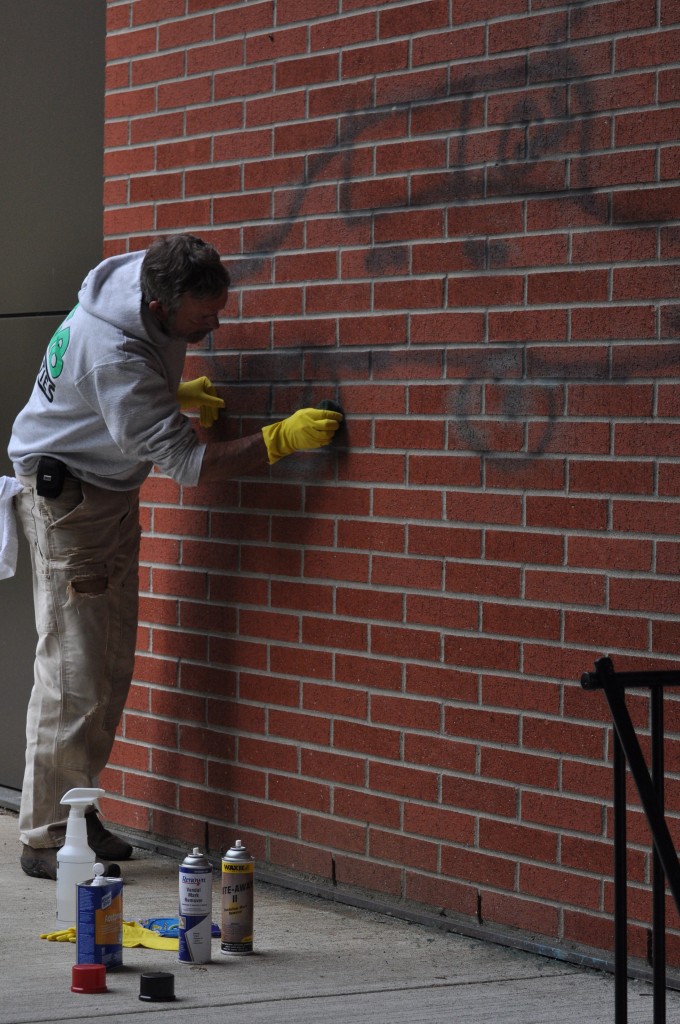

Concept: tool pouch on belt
[[36, 456, 67, 498]]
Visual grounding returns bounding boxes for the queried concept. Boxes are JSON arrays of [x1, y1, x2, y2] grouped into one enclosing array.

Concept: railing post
[[651, 687, 666, 1024], [581, 656, 680, 1024], [613, 726, 627, 1024]]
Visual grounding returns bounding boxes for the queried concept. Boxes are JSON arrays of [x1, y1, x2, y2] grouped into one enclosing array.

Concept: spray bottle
[[56, 787, 105, 927]]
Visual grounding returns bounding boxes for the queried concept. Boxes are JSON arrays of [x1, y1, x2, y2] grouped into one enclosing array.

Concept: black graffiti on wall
[[230, 1, 624, 286], [219, 1, 679, 466]]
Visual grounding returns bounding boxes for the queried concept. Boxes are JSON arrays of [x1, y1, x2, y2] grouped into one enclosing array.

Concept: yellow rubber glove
[[177, 376, 225, 428], [122, 921, 178, 950], [40, 923, 177, 950], [41, 928, 76, 942], [261, 407, 343, 464]]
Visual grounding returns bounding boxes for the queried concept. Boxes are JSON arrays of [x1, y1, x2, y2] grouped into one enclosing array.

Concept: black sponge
[[317, 399, 344, 416]]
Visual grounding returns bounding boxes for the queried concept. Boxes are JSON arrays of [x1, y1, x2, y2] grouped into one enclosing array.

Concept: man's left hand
[[177, 376, 225, 428]]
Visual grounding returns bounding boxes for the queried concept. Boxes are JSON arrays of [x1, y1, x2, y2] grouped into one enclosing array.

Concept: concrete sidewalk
[[0, 807, 675, 1024]]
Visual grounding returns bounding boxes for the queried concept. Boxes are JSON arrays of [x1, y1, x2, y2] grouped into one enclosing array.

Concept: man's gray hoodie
[[9, 251, 205, 490]]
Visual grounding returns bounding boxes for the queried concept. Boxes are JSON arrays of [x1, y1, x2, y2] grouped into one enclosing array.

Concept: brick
[[371, 623, 441, 662], [106, 26, 157, 60], [442, 845, 516, 888], [270, 645, 332, 680], [612, 342, 680, 379], [301, 748, 365, 786], [482, 675, 560, 716], [523, 641, 604, 682], [526, 495, 608, 531], [337, 586, 403, 623], [446, 490, 522, 528], [486, 528, 563, 565], [379, 0, 448, 37], [153, 745, 204, 782], [270, 707, 332, 747], [616, 265, 680, 302], [485, 456, 565, 489], [482, 601, 561, 641], [334, 788, 400, 828], [572, 227, 657, 266], [408, 454, 480, 487], [444, 634, 520, 673], [125, 771, 177, 808], [369, 828, 438, 872], [407, 594, 477, 632], [523, 716, 605, 759], [611, 577, 680, 616], [480, 818, 557, 862], [448, 273, 524, 308], [563, 909, 613, 954], [311, 13, 375, 53], [335, 854, 403, 897], [446, 561, 521, 600], [613, 499, 680, 536], [268, 774, 330, 813], [335, 720, 400, 760], [411, 313, 485, 344], [302, 615, 368, 652], [302, 813, 366, 853], [489, 307, 569, 344], [523, 792, 602, 835], [489, 9, 567, 52], [406, 664, 477, 702], [481, 746, 559, 789], [239, 798, 298, 837], [568, 535, 652, 572]]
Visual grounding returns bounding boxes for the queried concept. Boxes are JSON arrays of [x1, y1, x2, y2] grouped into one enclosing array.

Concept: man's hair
[[140, 234, 230, 315]]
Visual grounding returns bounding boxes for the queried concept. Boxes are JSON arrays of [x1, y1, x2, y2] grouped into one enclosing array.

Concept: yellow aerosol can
[[220, 840, 254, 955]]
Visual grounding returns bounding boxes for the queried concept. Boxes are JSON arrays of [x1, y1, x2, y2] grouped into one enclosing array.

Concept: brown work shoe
[[85, 811, 133, 861], [20, 845, 58, 880]]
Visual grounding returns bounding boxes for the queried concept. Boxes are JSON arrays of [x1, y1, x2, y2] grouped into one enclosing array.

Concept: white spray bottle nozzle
[[60, 787, 106, 812]]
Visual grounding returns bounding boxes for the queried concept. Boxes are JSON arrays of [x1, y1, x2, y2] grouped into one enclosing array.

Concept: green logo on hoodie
[[37, 306, 77, 402]]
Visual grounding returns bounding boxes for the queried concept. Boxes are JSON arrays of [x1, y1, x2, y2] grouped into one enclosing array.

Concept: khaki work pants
[[15, 474, 140, 848]]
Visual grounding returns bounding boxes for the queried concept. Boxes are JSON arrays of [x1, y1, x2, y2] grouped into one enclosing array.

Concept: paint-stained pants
[[15, 475, 140, 848]]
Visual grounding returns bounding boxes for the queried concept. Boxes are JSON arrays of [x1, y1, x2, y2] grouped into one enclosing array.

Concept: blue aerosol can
[[178, 847, 212, 964], [221, 839, 254, 955]]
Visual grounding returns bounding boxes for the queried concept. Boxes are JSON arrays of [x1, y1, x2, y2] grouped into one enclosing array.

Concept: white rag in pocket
[[0, 477, 24, 580]]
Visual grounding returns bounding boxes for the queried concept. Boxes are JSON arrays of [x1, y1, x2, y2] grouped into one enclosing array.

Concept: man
[[8, 233, 343, 879]]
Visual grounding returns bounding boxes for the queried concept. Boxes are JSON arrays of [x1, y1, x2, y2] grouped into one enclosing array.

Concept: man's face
[[151, 287, 230, 344]]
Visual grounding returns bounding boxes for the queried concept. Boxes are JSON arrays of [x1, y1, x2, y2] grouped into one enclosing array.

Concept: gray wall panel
[[0, 0, 105, 791], [0, 0, 105, 314]]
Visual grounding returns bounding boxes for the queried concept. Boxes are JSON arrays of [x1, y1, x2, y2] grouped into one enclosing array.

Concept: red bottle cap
[[71, 963, 108, 994]]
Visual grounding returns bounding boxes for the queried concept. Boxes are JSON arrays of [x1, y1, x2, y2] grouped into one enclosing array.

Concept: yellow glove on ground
[[122, 921, 178, 950], [177, 376, 225, 428], [261, 407, 343, 464], [40, 927, 75, 942], [40, 923, 177, 950]]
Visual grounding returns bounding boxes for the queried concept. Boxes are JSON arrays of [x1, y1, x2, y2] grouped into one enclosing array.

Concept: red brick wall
[[102, 0, 680, 965]]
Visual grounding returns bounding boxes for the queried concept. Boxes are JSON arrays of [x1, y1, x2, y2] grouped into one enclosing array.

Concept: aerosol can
[[221, 839, 254, 955], [178, 847, 212, 964], [56, 787, 105, 927]]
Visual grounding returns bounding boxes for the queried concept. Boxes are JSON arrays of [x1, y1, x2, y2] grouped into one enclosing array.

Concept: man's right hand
[[261, 407, 343, 464]]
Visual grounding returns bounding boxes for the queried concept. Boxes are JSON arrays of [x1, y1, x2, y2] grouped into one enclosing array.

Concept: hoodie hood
[[9, 248, 205, 490], [78, 250, 147, 340]]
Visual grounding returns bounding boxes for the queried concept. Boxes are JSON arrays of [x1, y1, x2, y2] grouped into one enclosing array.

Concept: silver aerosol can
[[221, 839, 254, 955], [178, 847, 212, 964]]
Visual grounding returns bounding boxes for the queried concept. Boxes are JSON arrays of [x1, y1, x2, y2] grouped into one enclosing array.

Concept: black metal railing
[[581, 656, 680, 1024]]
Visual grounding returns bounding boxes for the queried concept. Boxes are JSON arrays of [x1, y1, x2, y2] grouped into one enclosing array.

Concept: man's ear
[[148, 299, 167, 322]]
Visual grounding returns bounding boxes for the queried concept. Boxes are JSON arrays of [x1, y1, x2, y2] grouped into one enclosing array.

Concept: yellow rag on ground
[[40, 922, 178, 950]]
